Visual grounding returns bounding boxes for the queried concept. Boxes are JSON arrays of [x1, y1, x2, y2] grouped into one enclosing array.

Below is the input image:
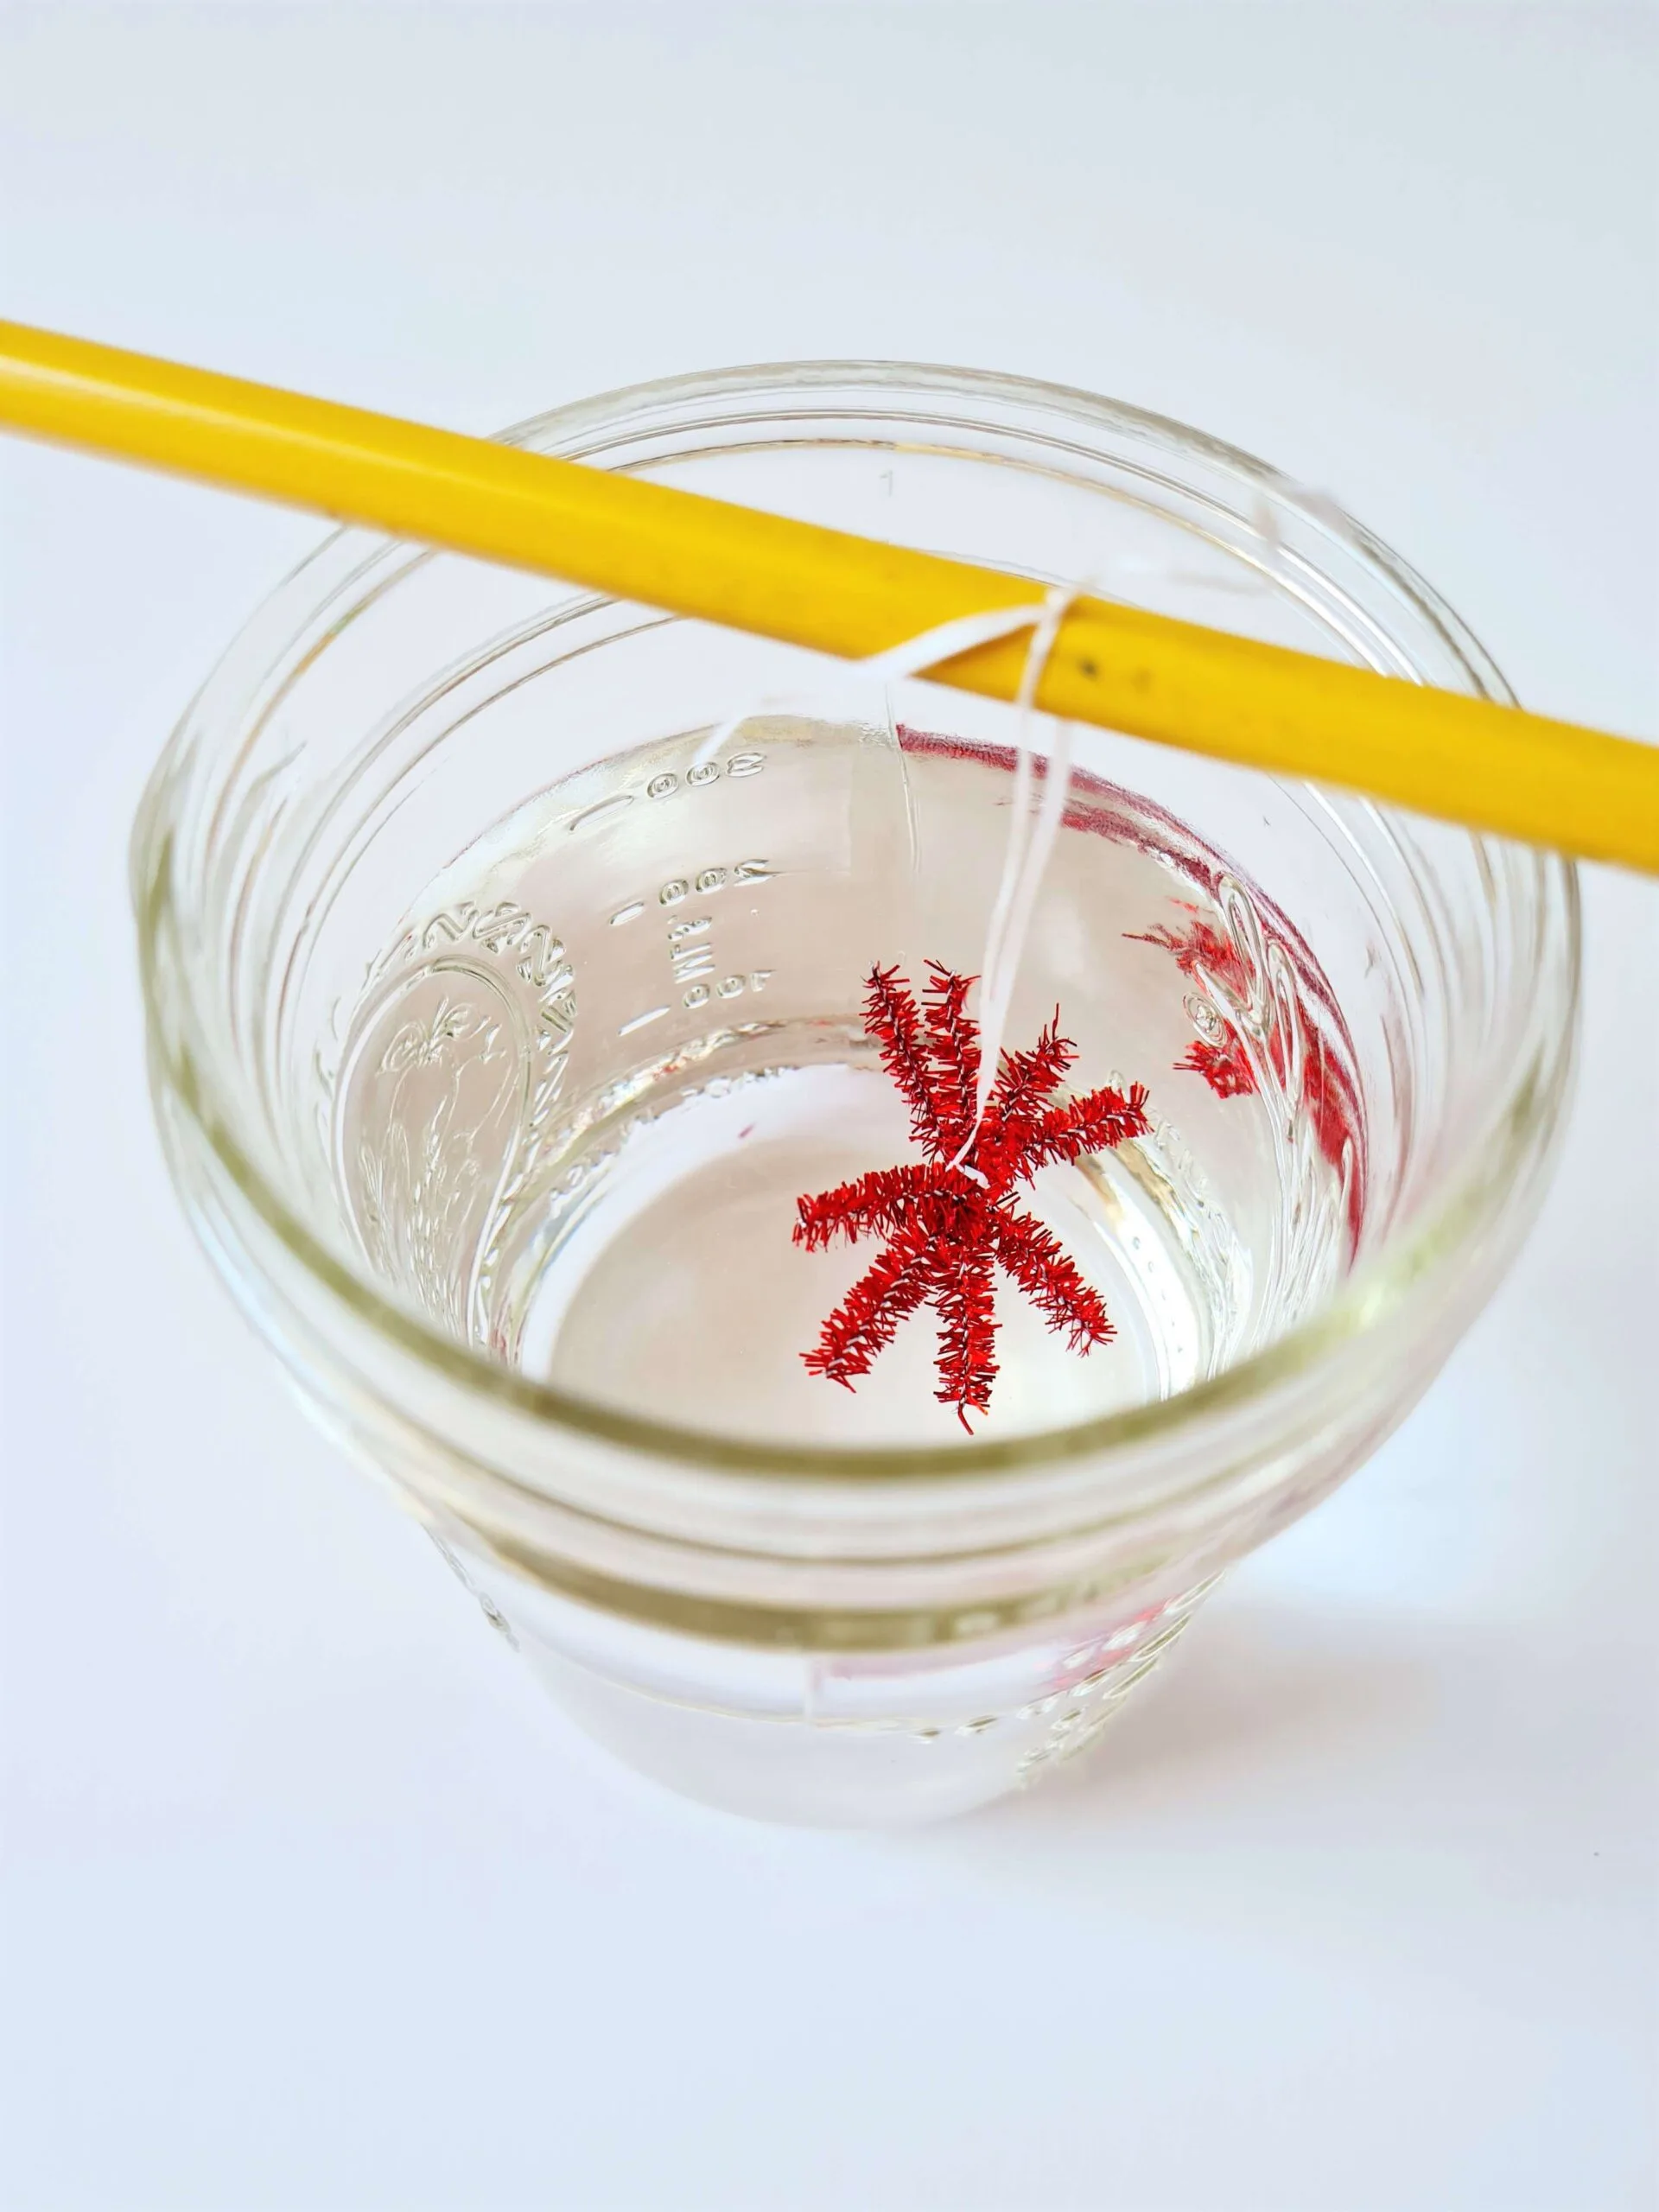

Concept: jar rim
[[135, 357, 1582, 1484]]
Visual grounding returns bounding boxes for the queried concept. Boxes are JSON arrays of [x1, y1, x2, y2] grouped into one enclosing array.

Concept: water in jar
[[331, 715, 1363, 1446]]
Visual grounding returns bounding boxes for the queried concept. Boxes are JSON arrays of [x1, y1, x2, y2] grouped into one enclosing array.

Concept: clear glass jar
[[133, 365, 1579, 1825]]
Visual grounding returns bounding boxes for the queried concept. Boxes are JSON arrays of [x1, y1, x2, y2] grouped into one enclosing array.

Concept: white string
[[692, 585, 1084, 1154], [687, 601, 1055, 772], [960, 582, 1081, 1148]]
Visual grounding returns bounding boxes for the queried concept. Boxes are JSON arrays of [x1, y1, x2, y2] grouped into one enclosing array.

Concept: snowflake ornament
[[794, 964, 1151, 1429]]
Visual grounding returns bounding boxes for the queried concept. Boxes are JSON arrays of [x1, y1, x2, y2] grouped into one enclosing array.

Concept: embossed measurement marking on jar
[[679, 971, 772, 1012], [658, 858, 776, 903], [569, 747, 765, 839], [611, 858, 775, 931], [613, 855, 779, 1036], [644, 749, 764, 802], [566, 793, 633, 836], [670, 899, 772, 1013], [665, 859, 773, 1010], [668, 916, 715, 983]]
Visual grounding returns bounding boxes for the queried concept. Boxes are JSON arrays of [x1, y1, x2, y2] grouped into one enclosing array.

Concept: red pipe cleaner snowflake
[[1128, 906, 1364, 1246], [1127, 914, 1258, 1099], [794, 964, 1151, 1430], [1174, 1034, 1257, 1097]]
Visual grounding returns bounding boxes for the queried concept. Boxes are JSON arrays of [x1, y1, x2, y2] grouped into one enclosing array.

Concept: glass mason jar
[[133, 365, 1579, 1826]]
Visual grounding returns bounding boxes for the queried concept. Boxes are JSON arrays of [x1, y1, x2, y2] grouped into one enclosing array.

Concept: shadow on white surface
[[1017, 1599, 1446, 1825]]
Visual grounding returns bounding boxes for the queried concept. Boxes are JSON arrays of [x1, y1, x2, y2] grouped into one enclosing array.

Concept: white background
[[2, 8, 1655, 2209]]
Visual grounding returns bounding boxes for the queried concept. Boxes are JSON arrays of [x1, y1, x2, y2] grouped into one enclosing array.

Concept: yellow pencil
[[2, 318, 1654, 874]]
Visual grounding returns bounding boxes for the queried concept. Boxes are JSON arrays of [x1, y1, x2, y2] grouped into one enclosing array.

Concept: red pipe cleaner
[[794, 964, 1151, 1430], [1128, 906, 1364, 1246]]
